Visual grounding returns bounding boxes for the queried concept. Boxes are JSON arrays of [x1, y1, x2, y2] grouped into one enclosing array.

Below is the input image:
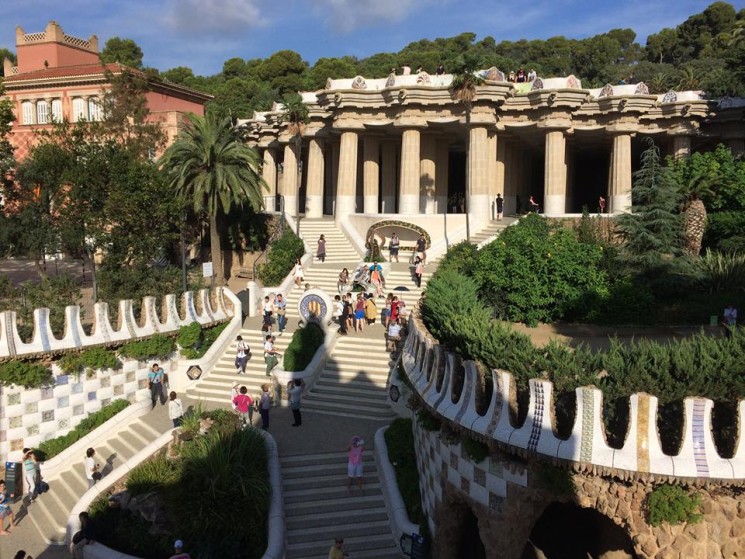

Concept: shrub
[[461, 435, 489, 463], [704, 211, 745, 252], [177, 322, 202, 351], [119, 334, 175, 360], [126, 453, 179, 496], [416, 408, 441, 432], [36, 399, 130, 460], [283, 323, 325, 371], [384, 419, 423, 523], [180, 322, 228, 360], [58, 347, 121, 376], [536, 464, 576, 496], [692, 249, 745, 294], [0, 361, 53, 388], [646, 484, 702, 526], [257, 229, 304, 286]]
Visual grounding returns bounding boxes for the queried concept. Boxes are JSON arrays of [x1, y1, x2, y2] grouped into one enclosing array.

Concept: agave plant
[[693, 249, 745, 293]]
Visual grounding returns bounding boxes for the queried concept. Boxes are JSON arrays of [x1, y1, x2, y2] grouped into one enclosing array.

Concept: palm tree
[[160, 112, 266, 285], [675, 159, 715, 257]]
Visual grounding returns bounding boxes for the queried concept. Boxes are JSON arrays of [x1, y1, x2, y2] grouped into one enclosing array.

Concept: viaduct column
[[543, 130, 568, 216], [363, 136, 380, 214], [281, 141, 299, 217], [262, 147, 277, 199], [399, 128, 421, 215], [672, 135, 691, 159], [305, 137, 325, 218], [420, 135, 437, 214], [381, 141, 397, 213], [335, 130, 359, 223], [609, 133, 632, 214], [468, 125, 491, 225]]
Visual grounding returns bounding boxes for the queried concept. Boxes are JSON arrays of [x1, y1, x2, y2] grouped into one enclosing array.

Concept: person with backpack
[[235, 335, 249, 374]]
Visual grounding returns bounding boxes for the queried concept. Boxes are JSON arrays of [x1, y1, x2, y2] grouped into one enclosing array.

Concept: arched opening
[[521, 502, 638, 559], [459, 507, 487, 559], [436, 498, 488, 559]]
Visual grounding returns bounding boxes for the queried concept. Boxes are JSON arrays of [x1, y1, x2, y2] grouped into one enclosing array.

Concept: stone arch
[[521, 502, 638, 559], [435, 495, 488, 559], [365, 220, 432, 261]]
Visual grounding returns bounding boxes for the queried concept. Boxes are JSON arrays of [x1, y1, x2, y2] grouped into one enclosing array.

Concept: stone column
[[262, 148, 277, 200], [672, 135, 691, 159], [435, 140, 449, 213], [305, 137, 325, 218], [327, 141, 339, 214], [543, 130, 567, 215], [335, 131, 359, 222], [363, 136, 380, 214], [399, 128, 421, 215], [420, 135, 437, 214], [609, 133, 632, 214], [381, 141, 397, 213], [281, 142, 299, 217], [496, 139, 509, 214], [487, 130, 498, 219], [468, 125, 491, 224]]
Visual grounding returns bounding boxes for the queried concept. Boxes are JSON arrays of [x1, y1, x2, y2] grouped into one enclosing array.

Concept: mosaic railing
[[0, 288, 232, 359], [402, 308, 745, 482]]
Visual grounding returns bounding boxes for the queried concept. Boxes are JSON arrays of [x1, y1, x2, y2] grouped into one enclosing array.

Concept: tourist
[[347, 436, 365, 492], [339, 294, 351, 335], [169, 539, 191, 559], [0, 479, 15, 535], [390, 296, 401, 324], [387, 318, 403, 353], [354, 293, 366, 333], [287, 379, 304, 427], [235, 335, 249, 374], [369, 261, 384, 297], [274, 294, 287, 335], [389, 67, 396, 75], [264, 335, 280, 376], [317, 234, 326, 263], [414, 257, 424, 288], [168, 392, 184, 428], [401, 63, 411, 75], [415, 234, 426, 265], [364, 293, 378, 325], [338, 267, 349, 293], [436, 63, 445, 75], [22, 448, 38, 503], [415, 65, 423, 73], [328, 537, 348, 559], [529, 195, 539, 213], [508, 71, 516, 82], [262, 295, 274, 336], [599, 195, 606, 213], [516, 67, 527, 83], [723, 303, 738, 338], [382, 293, 393, 328], [148, 363, 167, 408], [71, 512, 95, 559], [495, 193, 505, 221], [345, 294, 354, 333], [259, 383, 272, 430], [389, 232, 400, 262], [333, 294, 344, 325], [528, 68, 537, 81], [84, 448, 101, 488], [233, 386, 254, 427], [293, 258, 304, 287]]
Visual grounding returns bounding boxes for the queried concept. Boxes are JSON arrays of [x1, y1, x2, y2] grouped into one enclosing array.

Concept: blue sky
[[1, 0, 742, 76]]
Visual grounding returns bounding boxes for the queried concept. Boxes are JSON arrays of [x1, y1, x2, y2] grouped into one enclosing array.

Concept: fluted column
[[543, 130, 567, 215], [363, 136, 380, 214], [420, 135, 437, 214], [281, 142, 299, 217], [609, 133, 632, 213], [381, 142, 397, 213], [672, 135, 691, 159], [435, 140, 449, 213], [487, 130, 498, 219], [335, 131, 359, 222], [262, 148, 277, 199], [305, 138, 325, 218], [467, 125, 491, 224], [399, 128, 421, 215]]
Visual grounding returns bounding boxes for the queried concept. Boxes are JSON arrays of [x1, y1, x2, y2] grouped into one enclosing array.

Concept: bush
[[58, 347, 121, 376], [177, 322, 202, 351], [36, 399, 130, 460], [125, 453, 179, 496], [257, 229, 304, 286], [384, 419, 423, 523], [646, 484, 702, 526], [119, 334, 175, 361], [0, 361, 53, 388], [283, 323, 324, 371], [416, 408, 441, 432], [180, 322, 229, 360], [704, 211, 745, 252]]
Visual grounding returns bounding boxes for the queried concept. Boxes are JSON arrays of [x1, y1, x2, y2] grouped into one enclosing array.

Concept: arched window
[[88, 97, 103, 122], [51, 99, 63, 122], [22, 101, 35, 125], [36, 100, 49, 124], [72, 98, 87, 122]]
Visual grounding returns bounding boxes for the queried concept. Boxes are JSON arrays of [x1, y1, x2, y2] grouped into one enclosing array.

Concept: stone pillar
[[487, 130, 498, 219], [609, 133, 632, 214], [543, 130, 567, 215], [327, 141, 339, 214], [672, 135, 691, 159], [335, 131, 359, 222], [496, 139, 509, 214], [262, 148, 277, 199], [281, 142, 299, 217], [305, 137, 325, 218], [435, 140, 449, 213], [381, 141, 397, 213], [420, 135, 437, 214], [363, 136, 380, 214], [399, 128, 421, 214], [468, 126, 491, 224]]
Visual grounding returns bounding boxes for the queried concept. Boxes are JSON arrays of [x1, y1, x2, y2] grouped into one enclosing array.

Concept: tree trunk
[[34, 256, 49, 281], [82, 249, 98, 301], [209, 212, 224, 286], [682, 198, 707, 257]]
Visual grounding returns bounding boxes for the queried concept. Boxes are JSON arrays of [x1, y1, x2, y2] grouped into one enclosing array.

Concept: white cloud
[[314, 0, 441, 33], [164, 0, 267, 35]]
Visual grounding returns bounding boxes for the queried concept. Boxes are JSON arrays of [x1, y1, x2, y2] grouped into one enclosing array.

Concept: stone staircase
[[282, 450, 399, 559], [28, 411, 166, 544], [470, 217, 518, 246]]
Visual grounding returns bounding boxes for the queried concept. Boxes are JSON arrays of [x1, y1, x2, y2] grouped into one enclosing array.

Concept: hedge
[[282, 323, 325, 371], [384, 419, 423, 524], [257, 229, 305, 286], [0, 361, 53, 388]]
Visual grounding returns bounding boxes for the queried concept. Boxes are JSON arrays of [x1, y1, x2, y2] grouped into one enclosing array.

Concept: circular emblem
[[298, 290, 330, 324]]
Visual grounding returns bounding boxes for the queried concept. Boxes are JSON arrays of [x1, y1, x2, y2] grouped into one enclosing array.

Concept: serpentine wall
[[0, 288, 234, 461]]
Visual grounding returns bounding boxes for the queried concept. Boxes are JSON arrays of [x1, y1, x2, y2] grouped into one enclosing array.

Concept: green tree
[[161, 66, 195, 84], [159, 113, 266, 285], [0, 48, 16, 77], [257, 50, 308, 97], [100, 37, 144, 69], [306, 57, 358, 90]]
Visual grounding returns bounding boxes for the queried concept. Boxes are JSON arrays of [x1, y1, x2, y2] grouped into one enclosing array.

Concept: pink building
[[2, 21, 211, 160]]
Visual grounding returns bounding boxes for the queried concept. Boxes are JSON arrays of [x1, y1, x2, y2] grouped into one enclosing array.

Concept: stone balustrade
[[402, 307, 745, 483]]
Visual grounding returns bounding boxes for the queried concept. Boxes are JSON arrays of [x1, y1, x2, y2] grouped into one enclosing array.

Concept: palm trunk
[[209, 212, 224, 286]]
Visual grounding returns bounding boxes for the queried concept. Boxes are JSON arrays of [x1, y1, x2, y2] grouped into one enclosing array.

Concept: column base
[[363, 195, 378, 214], [283, 195, 298, 218], [423, 195, 437, 215], [381, 196, 396, 214], [398, 194, 420, 215], [305, 195, 323, 219], [543, 194, 566, 216], [610, 194, 631, 214], [335, 195, 356, 223], [468, 194, 491, 226], [435, 196, 447, 214]]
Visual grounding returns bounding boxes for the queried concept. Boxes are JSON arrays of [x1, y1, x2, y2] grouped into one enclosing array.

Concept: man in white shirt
[[386, 319, 403, 352], [264, 335, 280, 376]]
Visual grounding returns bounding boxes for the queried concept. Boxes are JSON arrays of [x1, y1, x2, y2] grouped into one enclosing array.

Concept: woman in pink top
[[232, 386, 254, 427], [347, 436, 365, 492]]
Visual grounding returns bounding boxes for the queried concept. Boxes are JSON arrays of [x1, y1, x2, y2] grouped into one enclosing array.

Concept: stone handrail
[[0, 288, 232, 359], [402, 307, 745, 483]]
